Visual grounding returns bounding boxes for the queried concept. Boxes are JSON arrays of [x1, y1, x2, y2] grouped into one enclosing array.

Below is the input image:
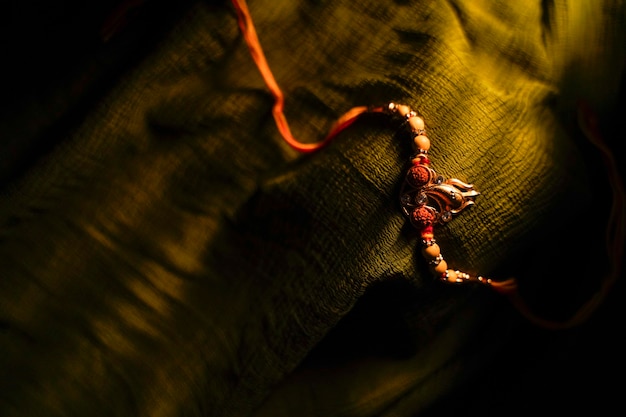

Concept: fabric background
[[1, 0, 624, 416]]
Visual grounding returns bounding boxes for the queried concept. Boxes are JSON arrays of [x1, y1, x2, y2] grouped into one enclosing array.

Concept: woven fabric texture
[[1, 1, 624, 416]]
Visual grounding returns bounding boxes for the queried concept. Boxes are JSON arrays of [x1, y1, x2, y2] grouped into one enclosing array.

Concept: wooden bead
[[408, 116, 425, 132], [445, 269, 459, 283], [413, 134, 430, 151], [431, 259, 447, 275], [396, 105, 411, 117], [422, 243, 440, 259]]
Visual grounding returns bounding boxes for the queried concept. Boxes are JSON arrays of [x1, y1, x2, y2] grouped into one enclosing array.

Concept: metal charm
[[400, 163, 479, 229]]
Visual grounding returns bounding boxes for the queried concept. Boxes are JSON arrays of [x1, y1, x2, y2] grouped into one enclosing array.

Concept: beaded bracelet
[[232, 0, 623, 329], [386, 103, 494, 286]]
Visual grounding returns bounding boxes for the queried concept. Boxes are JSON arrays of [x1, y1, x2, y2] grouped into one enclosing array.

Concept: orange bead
[[408, 116, 425, 132], [431, 259, 447, 275], [422, 243, 440, 259], [446, 269, 459, 283], [413, 135, 430, 151], [396, 105, 411, 117]]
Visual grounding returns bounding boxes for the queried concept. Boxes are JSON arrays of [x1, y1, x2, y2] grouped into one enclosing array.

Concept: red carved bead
[[406, 165, 431, 187], [412, 206, 436, 228]]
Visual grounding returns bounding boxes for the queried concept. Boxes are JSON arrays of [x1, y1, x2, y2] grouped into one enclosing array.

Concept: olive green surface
[[1, 1, 624, 416]]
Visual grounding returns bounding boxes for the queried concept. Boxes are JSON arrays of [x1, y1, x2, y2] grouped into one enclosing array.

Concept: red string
[[490, 102, 625, 330], [231, 0, 376, 152]]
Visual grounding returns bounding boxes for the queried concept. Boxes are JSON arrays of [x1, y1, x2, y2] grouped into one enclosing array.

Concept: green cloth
[[1, 1, 624, 416]]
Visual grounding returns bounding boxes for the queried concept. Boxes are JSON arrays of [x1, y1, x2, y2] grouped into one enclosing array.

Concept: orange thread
[[491, 102, 625, 330], [231, 0, 375, 152]]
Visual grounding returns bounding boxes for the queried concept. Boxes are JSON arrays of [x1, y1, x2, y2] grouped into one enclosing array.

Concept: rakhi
[[230, 0, 624, 329], [388, 102, 490, 285], [366, 102, 499, 287]]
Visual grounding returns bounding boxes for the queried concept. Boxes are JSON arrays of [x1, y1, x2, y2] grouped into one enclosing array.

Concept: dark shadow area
[[0, 0, 197, 191]]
